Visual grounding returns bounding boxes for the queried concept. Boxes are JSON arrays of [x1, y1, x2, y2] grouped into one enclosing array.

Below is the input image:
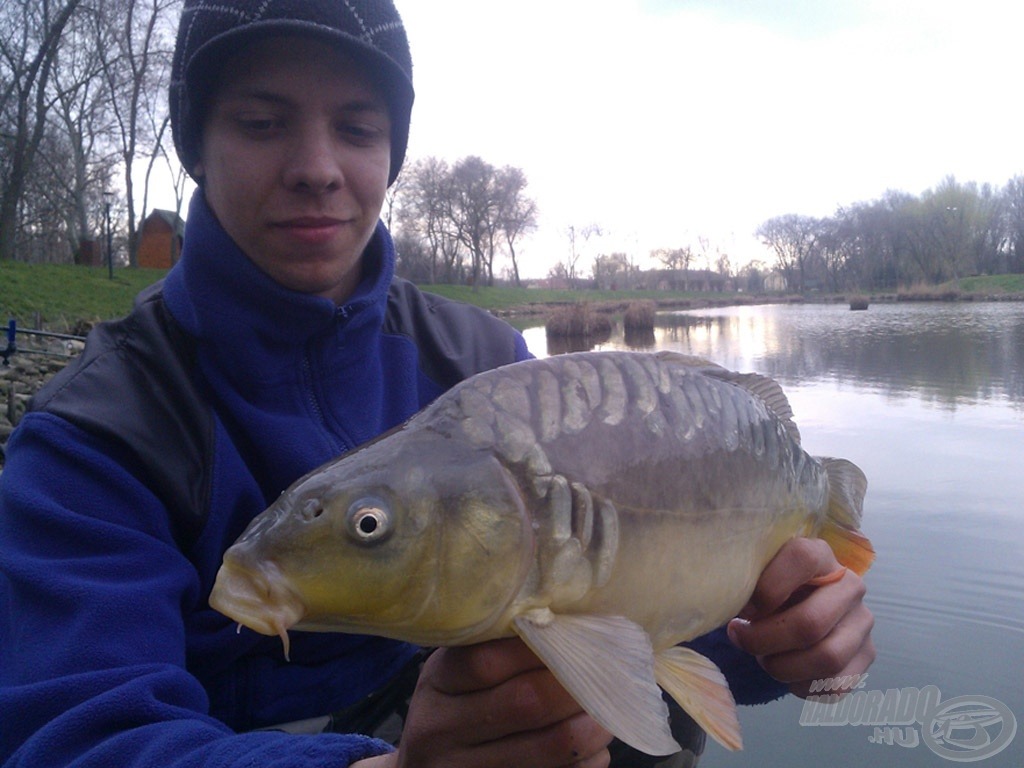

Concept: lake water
[[522, 301, 1024, 767]]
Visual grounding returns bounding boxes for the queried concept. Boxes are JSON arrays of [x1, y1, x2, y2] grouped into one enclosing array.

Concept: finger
[[789, 635, 877, 698], [415, 710, 610, 768], [475, 667, 594, 743], [569, 750, 612, 768], [729, 568, 866, 657], [429, 637, 546, 695], [558, 738, 612, 768], [490, 711, 612, 768], [739, 537, 840, 620], [806, 566, 848, 587], [402, 640, 612, 768], [759, 602, 875, 685], [414, 656, 594, 747]]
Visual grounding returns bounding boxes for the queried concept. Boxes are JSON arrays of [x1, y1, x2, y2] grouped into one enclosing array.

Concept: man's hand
[[357, 637, 612, 768], [727, 537, 876, 698]]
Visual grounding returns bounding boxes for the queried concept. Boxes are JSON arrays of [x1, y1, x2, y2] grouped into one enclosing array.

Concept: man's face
[[196, 36, 392, 304]]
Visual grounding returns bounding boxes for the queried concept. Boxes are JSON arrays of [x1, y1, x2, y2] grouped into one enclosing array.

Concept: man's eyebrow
[[216, 87, 294, 108], [223, 88, 387, 114], [233, 88, 292, 105]]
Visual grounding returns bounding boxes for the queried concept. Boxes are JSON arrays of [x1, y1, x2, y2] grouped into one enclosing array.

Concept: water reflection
[[623, 327, 657, 350], [521, 300, 1024, 767], [524, 302, 1024, 408], [544, 328, 611, 356]]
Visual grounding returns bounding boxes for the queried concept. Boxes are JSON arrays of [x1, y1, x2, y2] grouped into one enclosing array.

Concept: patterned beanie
[[170, 0, 414, 186]]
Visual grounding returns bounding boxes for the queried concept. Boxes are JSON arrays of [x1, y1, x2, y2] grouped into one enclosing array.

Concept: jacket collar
[[163, 189, 395, 350]]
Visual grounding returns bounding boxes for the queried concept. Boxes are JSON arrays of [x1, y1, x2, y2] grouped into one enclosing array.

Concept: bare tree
[[382, 167, 406, 232], [493, 166, 537, 287], [649, 247, 693, 290], [0, 0, 83, 261], [395, 156, 538, 287], [449, 156, 499, 289], [1004, 175, 1024, 274], [98, 0, 179, 266], [397, 156, 464, 283], [815, 214, 857, 293], [715, 252, 732, 281], [47, 4, 122, 261], [756, 214, 821, 293], [697, 235, 714, 273], [737, 260, 768, 293], [153, 133, 190, 237], [592, 252, 634, 290], [565, 223, 601, 289]]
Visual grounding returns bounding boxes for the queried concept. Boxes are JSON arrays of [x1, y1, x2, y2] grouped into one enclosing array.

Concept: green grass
[[0, 263, 731, 325], [956, 274, 1024, 294], [1, 262, 168, 328], [2, 261, 1021, 330]]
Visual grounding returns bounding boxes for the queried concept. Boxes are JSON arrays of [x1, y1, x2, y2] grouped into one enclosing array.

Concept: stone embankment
[[1, 352, 75, 473]]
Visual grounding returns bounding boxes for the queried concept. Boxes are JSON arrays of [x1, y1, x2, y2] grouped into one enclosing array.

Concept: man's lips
[[271, 216, 350, 244]]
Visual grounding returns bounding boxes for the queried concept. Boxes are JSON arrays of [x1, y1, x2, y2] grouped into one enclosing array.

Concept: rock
[[0, 353, 75, 473]]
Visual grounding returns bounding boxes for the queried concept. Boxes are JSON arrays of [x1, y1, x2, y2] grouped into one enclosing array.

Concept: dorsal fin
[[654, 350, 723, 371], [702, 369, 801, 445], [654, 352, 801, 444]]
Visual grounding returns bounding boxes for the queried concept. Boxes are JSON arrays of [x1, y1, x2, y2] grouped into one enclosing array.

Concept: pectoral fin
[[513, 609, 680, 756], [654, 646, 742, 751]]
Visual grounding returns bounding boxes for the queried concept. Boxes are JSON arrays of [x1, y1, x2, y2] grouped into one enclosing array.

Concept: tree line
[[406, 170, 1024, 295], [756, 175, 1024, 293], [580, 175, 1024, 295]]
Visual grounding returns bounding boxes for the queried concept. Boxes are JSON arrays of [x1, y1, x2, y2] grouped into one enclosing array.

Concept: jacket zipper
[[301, 304, 357, 454]]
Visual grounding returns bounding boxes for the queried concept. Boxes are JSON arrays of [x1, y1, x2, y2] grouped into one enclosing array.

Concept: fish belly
[[572, 503, 811, 650]]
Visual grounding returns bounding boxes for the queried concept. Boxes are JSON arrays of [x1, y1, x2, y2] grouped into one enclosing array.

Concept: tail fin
[[818, 458, 874, 575]]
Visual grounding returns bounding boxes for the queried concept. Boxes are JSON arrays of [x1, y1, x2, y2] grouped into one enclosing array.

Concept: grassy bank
[[956, 274, 1024, 294], [1, 262, 168, 328], [2, 261, 1022, 328], [0, 262, 734, 325]]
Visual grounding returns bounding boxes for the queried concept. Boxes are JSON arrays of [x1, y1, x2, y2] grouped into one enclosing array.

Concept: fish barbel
[[210, 351, 873, 755]]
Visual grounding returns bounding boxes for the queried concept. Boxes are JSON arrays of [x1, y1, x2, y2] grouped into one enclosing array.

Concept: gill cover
[[264, 430, 535, 645]]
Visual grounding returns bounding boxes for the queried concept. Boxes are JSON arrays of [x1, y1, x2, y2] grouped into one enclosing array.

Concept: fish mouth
[[209, 560, 306, 659]]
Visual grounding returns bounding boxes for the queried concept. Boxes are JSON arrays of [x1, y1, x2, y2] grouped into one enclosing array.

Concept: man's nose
[[283, 125, 344, 193]]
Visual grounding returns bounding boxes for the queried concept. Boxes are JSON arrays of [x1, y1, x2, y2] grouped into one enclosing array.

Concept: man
[[0, 2, 873, 767]]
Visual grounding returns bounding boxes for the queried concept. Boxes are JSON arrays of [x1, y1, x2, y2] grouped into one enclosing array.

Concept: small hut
[[137, 209, 185, 269]]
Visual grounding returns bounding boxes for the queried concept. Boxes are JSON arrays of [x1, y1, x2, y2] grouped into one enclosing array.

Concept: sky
[[395, 0, 1024, 278], [156, 0, 1024, 280]]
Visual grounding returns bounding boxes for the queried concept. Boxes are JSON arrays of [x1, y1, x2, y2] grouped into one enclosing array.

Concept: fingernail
[[727, 618, 748, 647]]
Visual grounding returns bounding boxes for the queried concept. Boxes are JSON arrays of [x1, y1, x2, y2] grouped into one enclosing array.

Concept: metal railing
[[3, 318, 87, 366], [2, 319, 88, 462]]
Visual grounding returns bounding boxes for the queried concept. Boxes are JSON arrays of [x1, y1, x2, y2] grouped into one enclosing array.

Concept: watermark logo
[[799, 678, 1017, 763]]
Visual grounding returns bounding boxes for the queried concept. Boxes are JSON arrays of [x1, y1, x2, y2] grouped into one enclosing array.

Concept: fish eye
[[345, 499, 392, 544]]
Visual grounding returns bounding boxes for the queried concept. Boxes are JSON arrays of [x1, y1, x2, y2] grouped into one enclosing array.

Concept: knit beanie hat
[[170, 0, 414, 186]]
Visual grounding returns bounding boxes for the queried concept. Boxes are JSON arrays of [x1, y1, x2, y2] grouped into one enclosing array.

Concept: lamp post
[[103, 191, 114, 280]]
